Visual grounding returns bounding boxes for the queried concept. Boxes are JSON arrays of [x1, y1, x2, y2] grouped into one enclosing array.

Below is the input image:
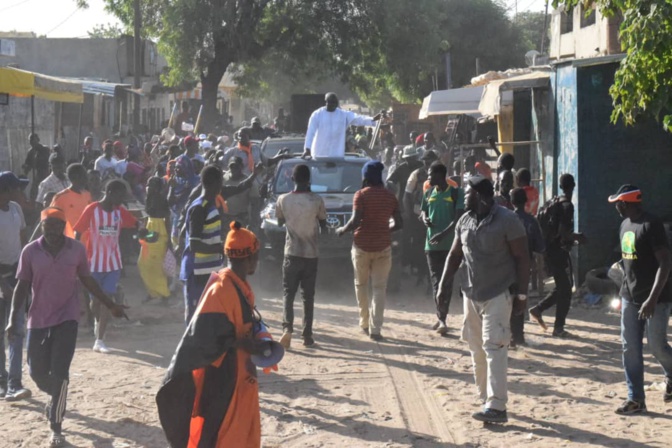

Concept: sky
[[0, 0, 551, 39]]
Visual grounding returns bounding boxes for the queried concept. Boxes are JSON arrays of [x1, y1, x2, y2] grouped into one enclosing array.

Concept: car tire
[[585, 267, 620, 296]]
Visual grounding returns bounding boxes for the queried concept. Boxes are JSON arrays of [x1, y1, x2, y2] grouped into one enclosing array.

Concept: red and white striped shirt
[[73, 202, 137, 273]]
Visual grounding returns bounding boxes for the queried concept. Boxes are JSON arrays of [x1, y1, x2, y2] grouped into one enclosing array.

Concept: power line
[[0, 0, 32, 14], [45, 7, 82, 36]]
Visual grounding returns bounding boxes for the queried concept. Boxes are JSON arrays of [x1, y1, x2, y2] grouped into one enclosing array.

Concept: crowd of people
[[0, 92, 670, 447]]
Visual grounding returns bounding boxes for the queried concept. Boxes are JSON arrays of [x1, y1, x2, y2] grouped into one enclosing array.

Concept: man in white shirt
[[0, 172, 31, 401], [36, 153, 70, 206], [94, 141, 119, 178], [303, 93, 382, 159]]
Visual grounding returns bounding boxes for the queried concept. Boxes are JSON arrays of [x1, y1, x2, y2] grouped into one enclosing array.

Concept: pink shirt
[[17, 237, 90, 329]]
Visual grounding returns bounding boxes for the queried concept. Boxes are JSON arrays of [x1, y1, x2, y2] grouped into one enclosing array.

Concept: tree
[[555, 1, 672, 131], [87, 23, 125, 39], [514, 11, 551, 53], [89, 0, 530, 125], [236, 0, 531, 109]]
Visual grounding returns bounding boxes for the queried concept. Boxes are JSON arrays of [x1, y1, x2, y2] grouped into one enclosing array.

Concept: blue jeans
[[183, 274, 209, 325], [0, 297, 26, 389], [621, 298, 672, 401]]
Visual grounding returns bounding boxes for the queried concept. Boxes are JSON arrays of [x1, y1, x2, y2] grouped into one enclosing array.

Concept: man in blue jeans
[[0, 171, 31, 401], [608, 185, 672, 414]]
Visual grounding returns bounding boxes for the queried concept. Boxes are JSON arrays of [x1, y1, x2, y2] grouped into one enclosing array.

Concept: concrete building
[[549, 4, 621, 60], [0, 35, 171, 169], [546, 8, 672, 282]]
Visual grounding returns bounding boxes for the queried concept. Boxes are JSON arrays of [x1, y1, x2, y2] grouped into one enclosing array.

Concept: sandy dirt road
[[1, 259, 671, 447]]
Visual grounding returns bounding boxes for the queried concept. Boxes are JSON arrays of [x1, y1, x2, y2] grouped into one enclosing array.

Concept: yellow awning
[[0, 67, 83, 103]]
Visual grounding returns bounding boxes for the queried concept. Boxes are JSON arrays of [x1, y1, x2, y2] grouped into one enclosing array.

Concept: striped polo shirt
[[353, 186, 399, 252], [180, 197, 224, 279]]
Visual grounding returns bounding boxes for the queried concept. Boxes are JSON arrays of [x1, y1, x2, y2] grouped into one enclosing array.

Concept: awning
[[0, 66, 83, 103], [173, 85, 230, 101], [419, 86, 484, 119], [174, 88, 201, 100], [478, 71, 550, 117], [79, 80, 132, 97]]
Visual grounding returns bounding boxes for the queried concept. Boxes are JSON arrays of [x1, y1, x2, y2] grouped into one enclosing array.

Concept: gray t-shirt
[[276, 192, 327, 258], [457, 205, 526, 302], [0, 201, 26, 265]]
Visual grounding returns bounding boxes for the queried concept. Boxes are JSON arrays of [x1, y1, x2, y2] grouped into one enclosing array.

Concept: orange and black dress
[[156, 268, 261, 448]]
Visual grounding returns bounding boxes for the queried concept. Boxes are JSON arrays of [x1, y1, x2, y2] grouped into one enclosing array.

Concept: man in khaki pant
[[337, 161, 403, 341], [437, 175, 529, 424]]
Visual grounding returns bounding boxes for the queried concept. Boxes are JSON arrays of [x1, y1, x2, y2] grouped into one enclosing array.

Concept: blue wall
[[552, 65, 582, 280], [576, 62, 672, 278]]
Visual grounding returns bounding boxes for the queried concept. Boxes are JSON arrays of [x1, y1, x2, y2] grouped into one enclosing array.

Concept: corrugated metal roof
[[419, 86, 485, 119], [79, 80, 131, 97]]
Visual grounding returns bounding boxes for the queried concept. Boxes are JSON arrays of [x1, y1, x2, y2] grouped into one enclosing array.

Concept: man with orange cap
[[607, 185, 672, 415], [157, 221, 267, 448], [7, 207, 127, 447]]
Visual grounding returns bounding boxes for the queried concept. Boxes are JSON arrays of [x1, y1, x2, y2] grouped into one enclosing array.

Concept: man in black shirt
[[529, 174, 586, 337], [607, 185, 672, 415], [23, 134, 50, 201]]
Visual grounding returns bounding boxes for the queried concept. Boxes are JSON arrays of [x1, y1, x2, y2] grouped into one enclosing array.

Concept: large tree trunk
[[200, 56, 231, 132]]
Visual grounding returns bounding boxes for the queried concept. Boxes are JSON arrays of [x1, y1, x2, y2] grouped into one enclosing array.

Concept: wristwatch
[[516, 294, 528, 301]]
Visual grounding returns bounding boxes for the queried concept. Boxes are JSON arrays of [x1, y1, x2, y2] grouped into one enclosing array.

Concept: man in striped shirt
[[181, 165, 226, 324], [73, 180, 138, 354], [337, 161, 403, 341]]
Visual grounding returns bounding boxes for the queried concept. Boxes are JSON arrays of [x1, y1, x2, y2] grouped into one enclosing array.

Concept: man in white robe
[[303, 93, 382, 159]]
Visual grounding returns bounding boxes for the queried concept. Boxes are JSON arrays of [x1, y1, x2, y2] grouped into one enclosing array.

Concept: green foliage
[[88, 0, 531, 115], [87, 23, 125, 39], [514, 11, 551, 52], [554, 1, 672, 132], [237, 0, 530, 107]]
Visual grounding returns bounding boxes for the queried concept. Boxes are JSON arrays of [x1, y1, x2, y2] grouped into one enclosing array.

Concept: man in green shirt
[[421, 162, 465, 335]]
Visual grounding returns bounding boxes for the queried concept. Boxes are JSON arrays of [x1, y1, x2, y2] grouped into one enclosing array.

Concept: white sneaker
[[436, 321, 448, 335], [93, 339, 111, 354]]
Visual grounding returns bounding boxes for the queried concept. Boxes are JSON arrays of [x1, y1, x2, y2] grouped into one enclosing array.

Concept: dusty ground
[[1, 259, 671, 448]]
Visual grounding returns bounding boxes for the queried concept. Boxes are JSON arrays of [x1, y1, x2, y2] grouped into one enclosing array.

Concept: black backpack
[[537, 196, 568, 243]]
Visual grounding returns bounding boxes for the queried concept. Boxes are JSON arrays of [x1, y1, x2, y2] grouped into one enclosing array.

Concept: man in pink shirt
[[7, 207, 127, 447]]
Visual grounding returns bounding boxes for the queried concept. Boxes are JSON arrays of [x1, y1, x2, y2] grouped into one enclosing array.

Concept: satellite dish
[[525, 50, 541, 67]]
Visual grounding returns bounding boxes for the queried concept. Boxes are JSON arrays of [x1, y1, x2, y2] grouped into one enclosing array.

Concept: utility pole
[[540, 0, 550, 53], [133, 0, 141, 132]]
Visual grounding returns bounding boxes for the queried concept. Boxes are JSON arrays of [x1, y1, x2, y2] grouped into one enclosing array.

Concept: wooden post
[[30, 95, 35, 135], [77, 101, 84, 151]]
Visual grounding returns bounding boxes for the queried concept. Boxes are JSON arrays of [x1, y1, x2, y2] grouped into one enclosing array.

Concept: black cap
[[467, 175, 494, 197], [420, 150, 439, 161], [608, 184, 642, 203], [0, 172, 30, 191]]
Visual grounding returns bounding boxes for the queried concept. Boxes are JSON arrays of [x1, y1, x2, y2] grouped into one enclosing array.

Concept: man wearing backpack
[[529, 173, 586, 338], [420, 162, 464, 335]]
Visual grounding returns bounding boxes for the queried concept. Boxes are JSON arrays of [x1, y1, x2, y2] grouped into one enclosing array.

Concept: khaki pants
[[461, 291, 513, 411], [351, 245, 392, 335]]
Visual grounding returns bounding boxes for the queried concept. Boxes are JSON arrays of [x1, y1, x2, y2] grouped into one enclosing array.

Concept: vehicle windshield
[[262, 139, 304, 159], [274, 162, 364, 194]]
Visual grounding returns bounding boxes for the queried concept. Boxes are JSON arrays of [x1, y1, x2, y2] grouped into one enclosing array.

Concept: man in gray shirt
[[276, 165, 327, 348], [437, 175, 529, 424]]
